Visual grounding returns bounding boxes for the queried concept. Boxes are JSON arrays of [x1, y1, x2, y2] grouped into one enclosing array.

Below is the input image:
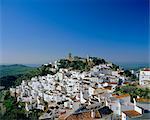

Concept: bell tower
[[68, 53, 73, 61]]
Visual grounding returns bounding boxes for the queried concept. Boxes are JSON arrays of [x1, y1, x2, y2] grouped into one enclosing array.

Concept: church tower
[[68, 53, 73, 61]]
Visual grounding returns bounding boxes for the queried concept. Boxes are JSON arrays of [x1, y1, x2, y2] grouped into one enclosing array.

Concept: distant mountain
[[0, 64, 36, 78]]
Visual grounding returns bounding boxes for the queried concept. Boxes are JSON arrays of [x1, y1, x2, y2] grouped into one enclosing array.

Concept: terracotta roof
[[136, 98, 150, 103], [112, 94, 130, 99], [107, 81, 129, 84], [143, 68, 150, 71], [103, 86, 112, 90], [124, 82, 129, 84], [66, 112, 92, 120], [108, 82, 118, 84], [59, 114, 69, 120], [123, 110, 141, 118], [59, 110, 73, 120], [60, 106, 113, 120]]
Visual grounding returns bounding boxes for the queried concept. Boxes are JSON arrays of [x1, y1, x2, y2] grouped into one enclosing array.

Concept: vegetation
[[0, 75, 22, 88], [58, 59, 89, 71], [0, 64, 38, 89], [114, 84, 150, 100], [123, 70, 138, 81], [58, 57, 107, 71], [0, 64, 55, 88], [111, 63, 119, 71], [37, 64, 56, 76], [0, 70, 40, 89], [90, 57, 106, 65], [1, 91, 41, 120], [1, 91, 26, 120], [0, 64, 36, 78], [0, 57, 116, 89], [0, 56, 148, 119]]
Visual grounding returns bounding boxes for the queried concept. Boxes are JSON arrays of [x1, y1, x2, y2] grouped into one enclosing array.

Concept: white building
[[139, 69, 150, 86]]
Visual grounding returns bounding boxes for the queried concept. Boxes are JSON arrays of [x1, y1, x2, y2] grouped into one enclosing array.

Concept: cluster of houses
[[10, 61, 150, 120]]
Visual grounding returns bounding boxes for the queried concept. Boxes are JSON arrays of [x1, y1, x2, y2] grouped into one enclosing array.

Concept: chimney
[[133, 98, 136, 106], [91, 110, 95, 118]]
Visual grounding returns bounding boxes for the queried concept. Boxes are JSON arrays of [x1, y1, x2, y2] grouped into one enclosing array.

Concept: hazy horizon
[[0, 58, 149, 66], [1, 0, 149, 64], [1, 62, 149, 71]]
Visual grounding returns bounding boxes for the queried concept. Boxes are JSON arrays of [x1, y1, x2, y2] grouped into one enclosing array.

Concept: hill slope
[[0, 64, 36, 78]]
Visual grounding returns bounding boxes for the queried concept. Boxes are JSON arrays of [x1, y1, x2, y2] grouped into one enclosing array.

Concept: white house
[[139, 69, 150, 85], [88, 87, 95, 97]]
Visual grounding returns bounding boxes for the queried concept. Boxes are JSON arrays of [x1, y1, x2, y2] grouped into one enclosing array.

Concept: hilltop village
[[8, 54, 150, 120]]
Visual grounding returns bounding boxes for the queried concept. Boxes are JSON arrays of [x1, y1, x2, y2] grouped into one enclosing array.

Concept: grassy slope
[[0, 64, 36, 78]]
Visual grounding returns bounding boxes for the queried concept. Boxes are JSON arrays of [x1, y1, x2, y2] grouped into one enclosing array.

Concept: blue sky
[[1, 0, 149, 64]]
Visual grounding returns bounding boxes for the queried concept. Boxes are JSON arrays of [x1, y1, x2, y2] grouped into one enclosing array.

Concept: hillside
[[0, 64, 36, 78], [0, 56, 121, 89]]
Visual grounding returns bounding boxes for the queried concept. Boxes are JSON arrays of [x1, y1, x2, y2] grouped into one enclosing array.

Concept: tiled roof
[[59, 106, 113, 120], [107, 82, 118, 84], [123, 82, 129, 84], [112, 94, 130, 99], [136, 98, 150, 103], [123, 110, 141, 118], [66, 112, 92, 120], [59, 114, 69, 120], [107, 82, 129, 85], [143, 68, 150, 71], [59, 110, 73, 120], [103, 86, 112, 90]]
